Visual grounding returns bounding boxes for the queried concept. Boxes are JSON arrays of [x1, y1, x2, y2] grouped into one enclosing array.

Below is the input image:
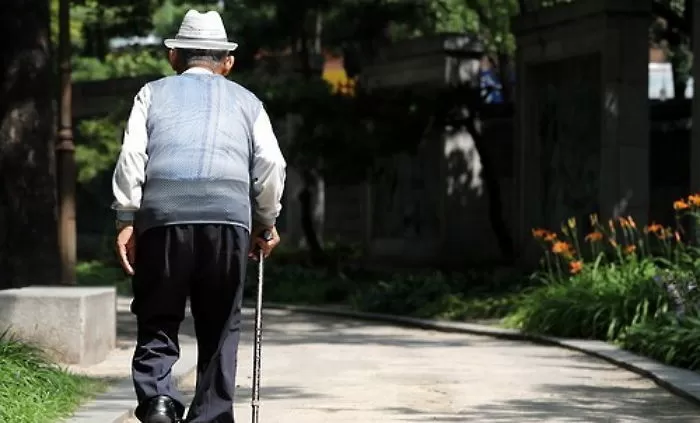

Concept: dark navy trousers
[[131, 224, 249, 423]]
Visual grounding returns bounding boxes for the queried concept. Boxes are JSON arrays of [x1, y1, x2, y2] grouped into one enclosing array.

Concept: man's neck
[[183, 66, 215, 75]]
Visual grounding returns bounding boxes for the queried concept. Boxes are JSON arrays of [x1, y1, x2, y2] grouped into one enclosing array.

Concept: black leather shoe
[[142, 395, 182, 423]]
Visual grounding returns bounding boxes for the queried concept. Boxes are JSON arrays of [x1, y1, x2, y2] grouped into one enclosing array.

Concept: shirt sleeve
[[111, 84, 151, 222], [251, 106, 287, 227]]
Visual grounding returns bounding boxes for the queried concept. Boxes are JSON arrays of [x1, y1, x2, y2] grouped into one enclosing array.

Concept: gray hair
[[177, 49, 230, 67]]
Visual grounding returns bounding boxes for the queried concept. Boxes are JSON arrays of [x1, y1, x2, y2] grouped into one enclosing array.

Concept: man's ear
[[221, 56, 235, 77], [168, 49, 180, 73]]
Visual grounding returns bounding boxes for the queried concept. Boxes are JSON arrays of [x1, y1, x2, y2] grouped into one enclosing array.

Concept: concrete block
[[0, 286, 116, 365]]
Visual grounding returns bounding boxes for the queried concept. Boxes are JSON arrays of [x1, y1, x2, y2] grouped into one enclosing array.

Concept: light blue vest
[[136, 73, 262, 233]]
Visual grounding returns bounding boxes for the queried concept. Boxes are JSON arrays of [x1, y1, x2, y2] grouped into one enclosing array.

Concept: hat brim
[[164, 38, 239, 52]]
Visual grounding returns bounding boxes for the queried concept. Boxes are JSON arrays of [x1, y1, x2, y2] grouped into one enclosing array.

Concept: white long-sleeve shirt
[[111, 67, 287, 227]]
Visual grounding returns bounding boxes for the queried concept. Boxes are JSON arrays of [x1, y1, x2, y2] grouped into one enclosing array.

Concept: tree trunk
[[294, 18, 326, 259], [0, 0, 60, 289], [299, 169, 325, 261], [497, 52, 513, 103], [447, 85, 515, 263], [463, 113, 515, 263]]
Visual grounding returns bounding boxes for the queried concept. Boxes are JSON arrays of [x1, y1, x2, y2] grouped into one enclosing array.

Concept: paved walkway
[[114, 307, 700, 423]]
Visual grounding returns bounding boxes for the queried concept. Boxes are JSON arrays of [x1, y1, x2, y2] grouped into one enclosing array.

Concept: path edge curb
[[63, 349, 197, 423], [63, 297, 199, 423], [260, 302, 700, 408], [112, 360, 198, 423]]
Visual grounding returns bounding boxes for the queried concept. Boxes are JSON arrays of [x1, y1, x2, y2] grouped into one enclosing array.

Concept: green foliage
[[620, 314, 700, 370], [73, 50, 172, 81], [252, 265, 360, 305], [74, 0, 161, 42], [73, 111, 132, 234], [431, 0, 519, 55], [0, 333, 106, 423], [77, 261, 132, 295], [504, 264, 669, 339], [431, 0, 481, 34], [153, 0, 219, 38], [352, 269, 525, 319], [221, 0, 519, 71], [354, 273, 463, 318], [50, 0, 85, 50], [75, 118, 125, 183]]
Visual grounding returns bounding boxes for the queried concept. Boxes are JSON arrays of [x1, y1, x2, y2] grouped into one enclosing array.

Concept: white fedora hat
[[164, 10, 238, 51]]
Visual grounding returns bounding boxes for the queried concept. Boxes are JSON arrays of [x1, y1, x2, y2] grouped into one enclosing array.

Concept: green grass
[[0, 333, 107, 423], [77, 260, 132, 296]]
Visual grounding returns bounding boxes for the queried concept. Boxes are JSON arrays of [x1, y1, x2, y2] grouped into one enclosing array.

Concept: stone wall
[[319, 107, 515, 265], [531, 53, 602, 231]]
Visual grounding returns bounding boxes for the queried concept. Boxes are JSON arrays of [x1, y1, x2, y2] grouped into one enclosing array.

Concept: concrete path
[[120, 308, 700, 423]]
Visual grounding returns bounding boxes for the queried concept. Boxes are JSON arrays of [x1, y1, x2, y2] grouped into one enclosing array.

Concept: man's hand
[[116, 224, 137, 275], [249, 225, 280, 260]]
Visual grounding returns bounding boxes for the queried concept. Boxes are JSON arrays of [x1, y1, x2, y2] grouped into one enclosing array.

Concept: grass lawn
[[0, 334, 107, 423]]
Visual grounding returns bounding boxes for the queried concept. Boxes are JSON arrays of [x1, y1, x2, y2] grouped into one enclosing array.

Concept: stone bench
[[0, 286, 116, 366]]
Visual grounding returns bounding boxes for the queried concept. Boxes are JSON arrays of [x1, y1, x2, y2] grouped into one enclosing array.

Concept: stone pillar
[[599, 3, 651, 223], [691, 1, 700, 194], [513, 32, 534, 257], [513, 0, 651, 263]]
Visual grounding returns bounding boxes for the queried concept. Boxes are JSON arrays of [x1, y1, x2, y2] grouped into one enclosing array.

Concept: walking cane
[[252, 230, 272, 423]]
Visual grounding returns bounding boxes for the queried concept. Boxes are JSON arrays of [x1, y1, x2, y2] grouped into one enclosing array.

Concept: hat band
[[173, 35, 229, 42]]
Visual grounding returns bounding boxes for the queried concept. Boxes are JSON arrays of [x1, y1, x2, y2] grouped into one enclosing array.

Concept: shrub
[[252, 263, 358, 305], [619, 314, 700, 370], [353, 272, 459, 318], [509, 193, 700, 360], [505, 263, 668, 339], [352, 269, 525, 320]]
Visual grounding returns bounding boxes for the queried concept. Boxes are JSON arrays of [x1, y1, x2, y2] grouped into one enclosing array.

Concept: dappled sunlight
[[444, 127, 484, 201]]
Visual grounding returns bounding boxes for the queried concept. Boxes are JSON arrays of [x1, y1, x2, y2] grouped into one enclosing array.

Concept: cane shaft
[[251, 251, 264, 423]]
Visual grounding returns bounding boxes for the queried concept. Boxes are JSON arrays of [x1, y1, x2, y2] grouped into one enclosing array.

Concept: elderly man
[[111, 10, 286, 423]]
